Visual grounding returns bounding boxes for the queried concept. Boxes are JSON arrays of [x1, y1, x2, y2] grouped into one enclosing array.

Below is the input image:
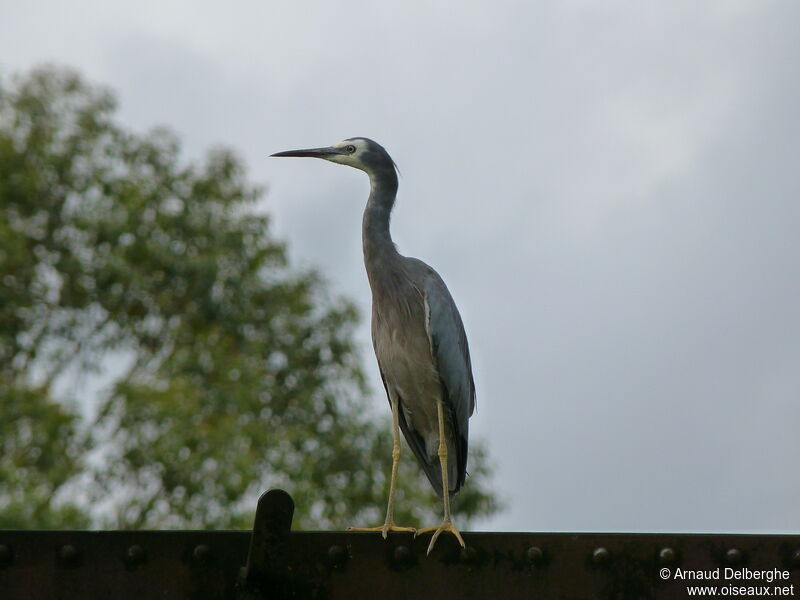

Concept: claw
[[348, 523, 416, 539], [416, 520, 465, 554]]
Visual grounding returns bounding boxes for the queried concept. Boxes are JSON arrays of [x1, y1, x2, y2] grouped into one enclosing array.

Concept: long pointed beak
[[270, 146, 345, 159]]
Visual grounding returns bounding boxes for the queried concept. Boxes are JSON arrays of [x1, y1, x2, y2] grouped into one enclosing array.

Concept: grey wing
[[422, 269, 476, 495]]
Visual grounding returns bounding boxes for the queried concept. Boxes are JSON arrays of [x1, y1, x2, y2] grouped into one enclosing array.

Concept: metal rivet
[[58, 544, 81, 567], [659, 547, 676, 565], [193, 544, 212, 562], [725, 548, 743, 565], [791, 549, 800, 568], [393, 545, 412, 565], [327, 545, 347, 568], [459, 546, 478, 564], [0, 544, 12, 567], [126, 544, 146, 566], [592, 547, 611, 566], [526, 546, 544, 565]]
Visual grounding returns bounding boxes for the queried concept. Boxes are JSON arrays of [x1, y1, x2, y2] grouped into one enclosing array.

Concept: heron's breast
[[372, 306, 442, 434]]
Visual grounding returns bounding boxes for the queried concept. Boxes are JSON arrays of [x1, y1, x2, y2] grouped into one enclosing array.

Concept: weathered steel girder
[[1, 490, 798, 599]]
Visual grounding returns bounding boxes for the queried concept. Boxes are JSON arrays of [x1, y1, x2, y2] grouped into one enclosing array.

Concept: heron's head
[[271, 137, 397, 176]]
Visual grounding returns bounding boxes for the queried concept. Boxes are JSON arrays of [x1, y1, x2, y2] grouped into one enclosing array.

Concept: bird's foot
[[347, 522, 416, 539], [416, 519, 465, 555]]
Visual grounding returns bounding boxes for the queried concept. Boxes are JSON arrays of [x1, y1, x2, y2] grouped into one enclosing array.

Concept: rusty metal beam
[[1, 490, 799, 599]]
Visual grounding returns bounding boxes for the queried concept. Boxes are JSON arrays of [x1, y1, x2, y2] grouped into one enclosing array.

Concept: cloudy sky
[[3, 0, 799, 533]]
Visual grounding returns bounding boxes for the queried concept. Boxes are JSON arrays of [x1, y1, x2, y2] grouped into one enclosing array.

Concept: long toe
[[417, 520, 465, 554], [348, 523, 416, 539]]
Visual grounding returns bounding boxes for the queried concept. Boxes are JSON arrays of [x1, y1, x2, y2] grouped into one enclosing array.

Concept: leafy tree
[[0, 386, 89, 528], [0, 66, 500, 530]]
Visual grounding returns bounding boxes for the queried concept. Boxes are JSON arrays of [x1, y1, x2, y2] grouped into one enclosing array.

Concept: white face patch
[[325, 138, 370, 169]]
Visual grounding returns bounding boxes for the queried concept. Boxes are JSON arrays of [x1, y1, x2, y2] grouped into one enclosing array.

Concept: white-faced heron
[[272, 137, 476, 554]]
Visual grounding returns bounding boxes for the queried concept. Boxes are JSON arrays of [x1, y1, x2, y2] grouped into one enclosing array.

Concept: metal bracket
[[237, 489, 295, 599]]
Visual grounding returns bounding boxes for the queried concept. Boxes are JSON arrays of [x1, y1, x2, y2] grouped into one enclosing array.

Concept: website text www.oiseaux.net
[[660, 567, 795, 598]]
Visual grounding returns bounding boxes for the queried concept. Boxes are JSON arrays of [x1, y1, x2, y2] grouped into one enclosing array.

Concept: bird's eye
[[346, 145, 356, 154]]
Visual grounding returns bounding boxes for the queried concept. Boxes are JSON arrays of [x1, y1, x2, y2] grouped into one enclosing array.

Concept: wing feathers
[[421, 272, 475, 495]]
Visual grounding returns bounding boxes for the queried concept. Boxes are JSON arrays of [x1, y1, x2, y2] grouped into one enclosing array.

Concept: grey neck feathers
[[362, 165, 399, 275]]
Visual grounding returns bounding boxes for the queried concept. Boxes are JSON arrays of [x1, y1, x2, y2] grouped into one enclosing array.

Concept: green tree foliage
[[0, 386, 89, 528], [0, 66, 500, 530]]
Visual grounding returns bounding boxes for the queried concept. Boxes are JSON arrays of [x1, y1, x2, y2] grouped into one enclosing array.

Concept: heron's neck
[[362, 166, 399, 275]]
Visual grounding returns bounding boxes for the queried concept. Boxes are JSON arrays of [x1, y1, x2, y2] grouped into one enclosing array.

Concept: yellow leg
[[416, 401, 465, 554], [348, 397, 416, 537]]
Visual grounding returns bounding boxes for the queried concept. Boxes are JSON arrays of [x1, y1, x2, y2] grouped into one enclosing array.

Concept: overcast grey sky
[[2, 0, 799, 533]]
